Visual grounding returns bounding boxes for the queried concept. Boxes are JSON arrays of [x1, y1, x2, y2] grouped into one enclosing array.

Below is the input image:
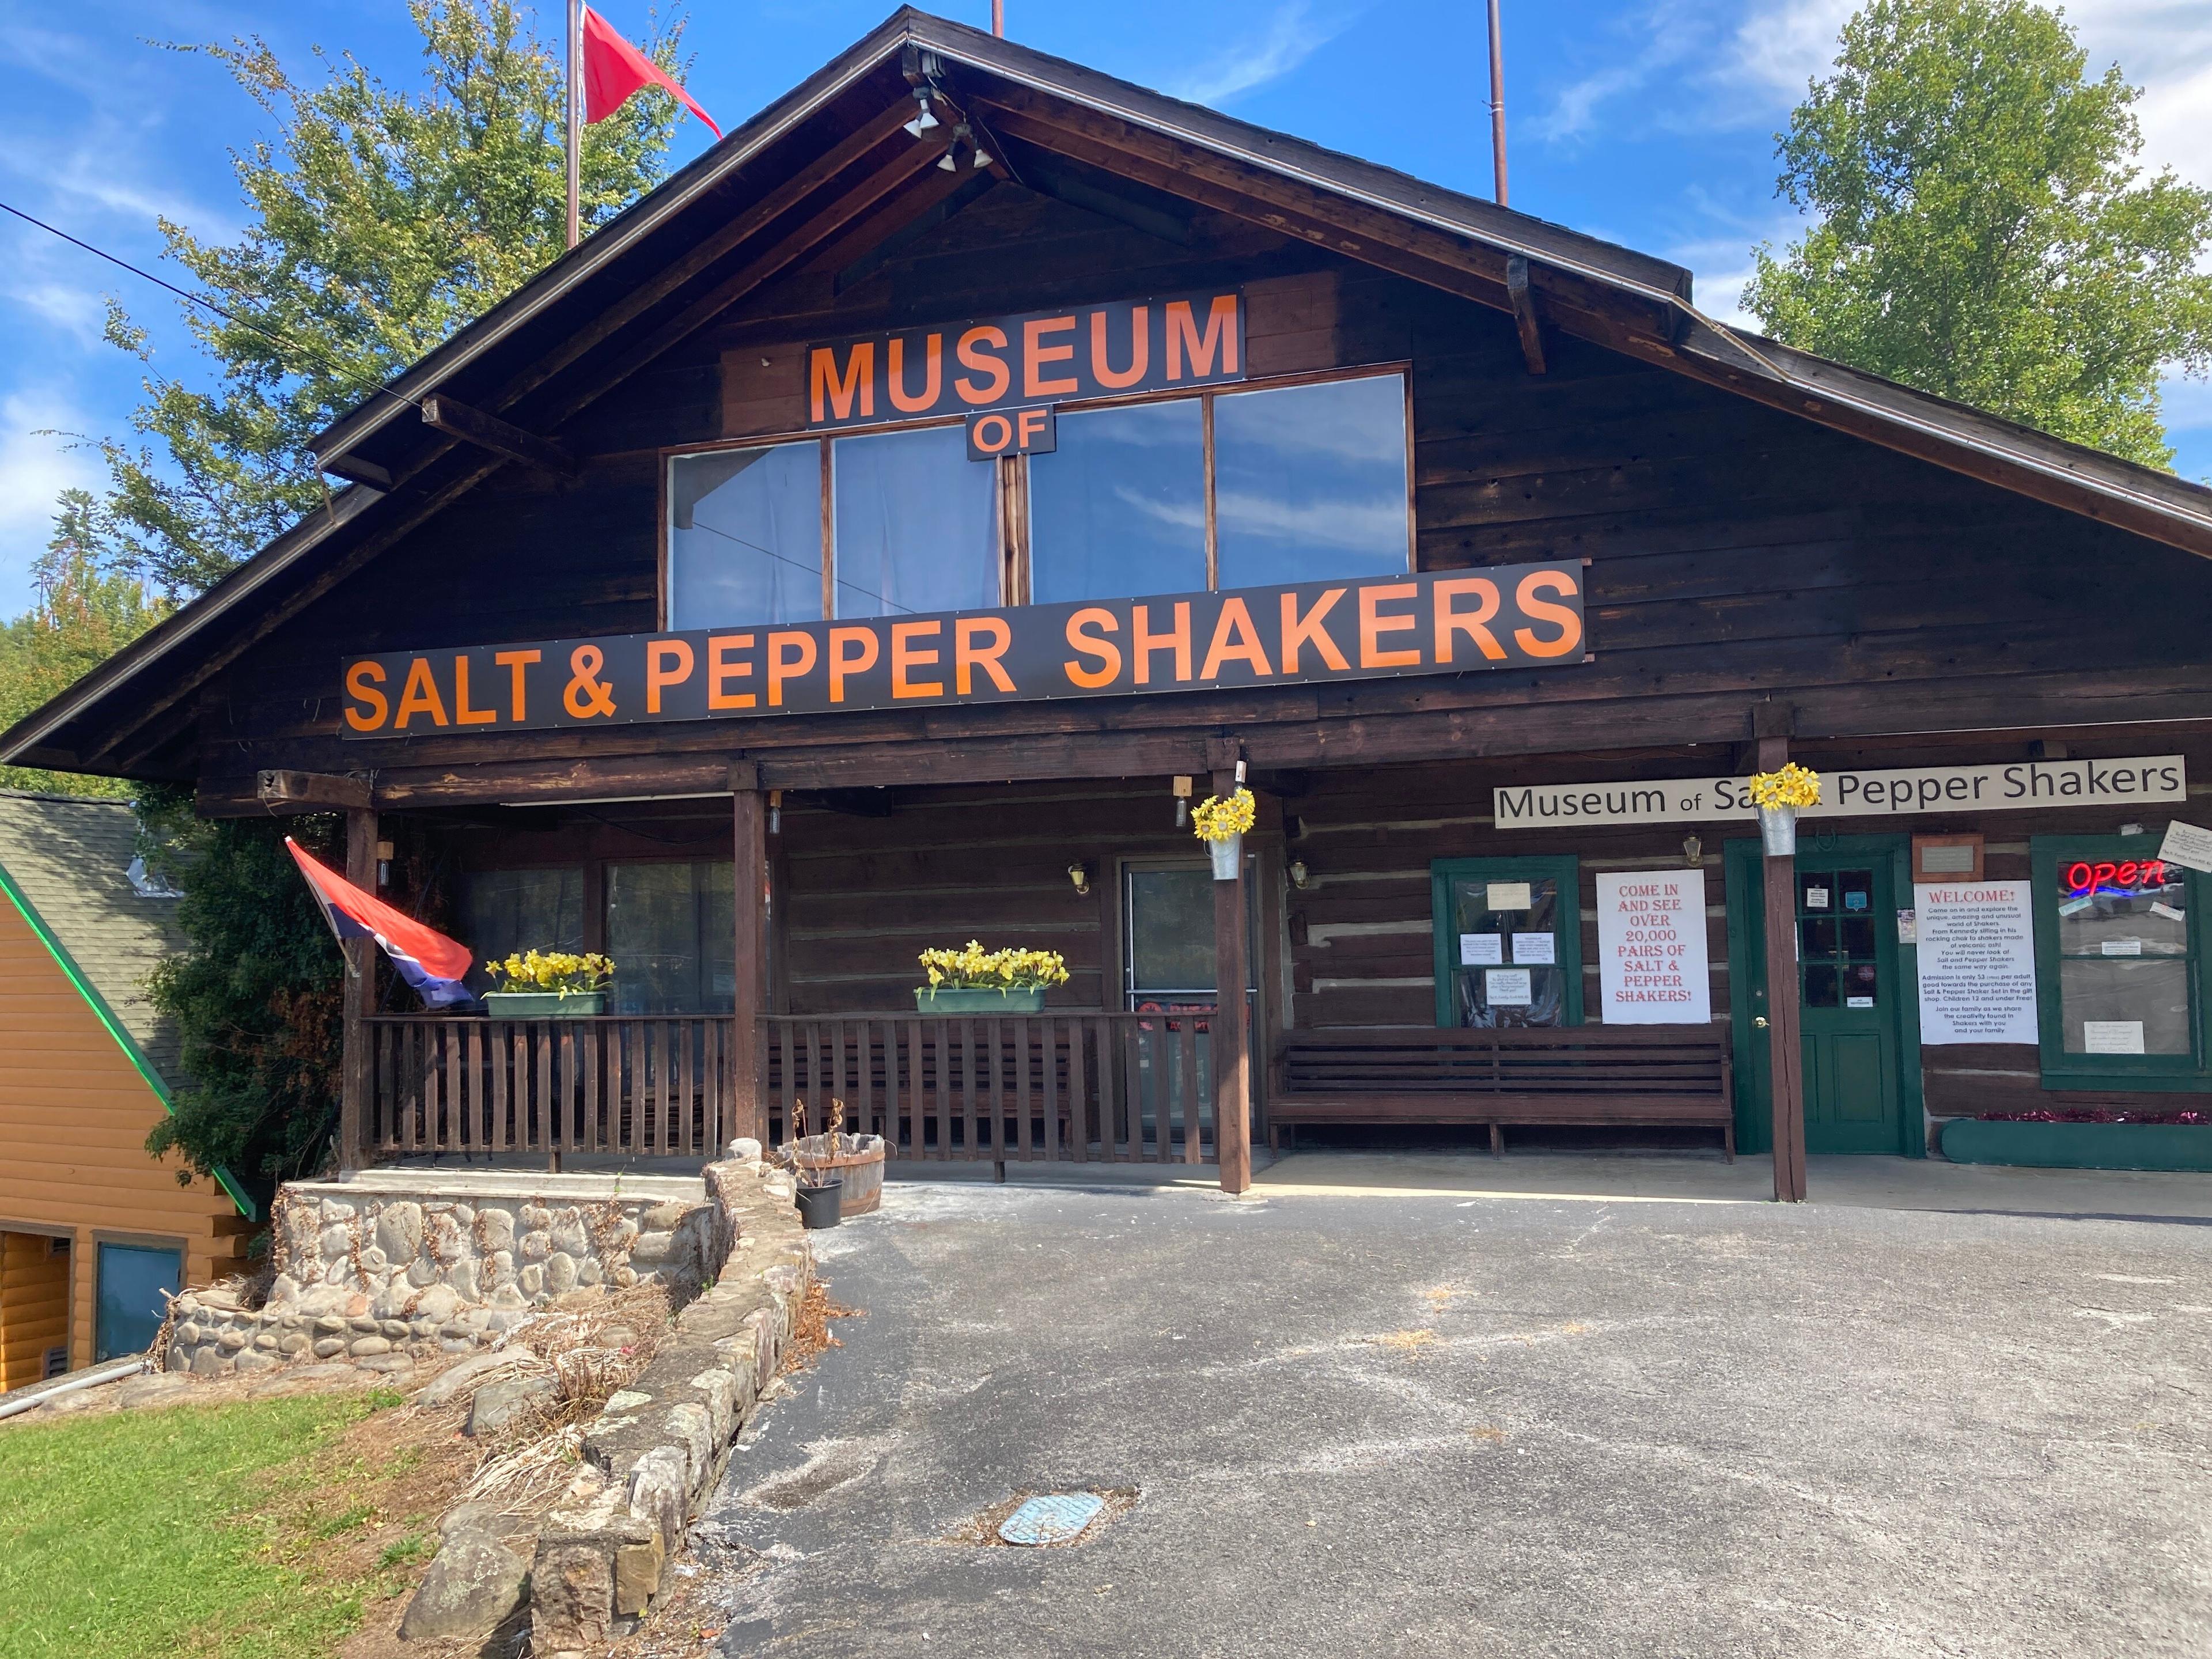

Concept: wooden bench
[[1268, 1025, 1734, 1158]]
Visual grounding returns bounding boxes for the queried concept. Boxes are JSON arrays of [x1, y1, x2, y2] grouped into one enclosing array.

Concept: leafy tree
[[0, 491, 170, 797], [77, 0, 694, 1194], [103, 0, 689, 596], [1744, 0, 2212, 469]]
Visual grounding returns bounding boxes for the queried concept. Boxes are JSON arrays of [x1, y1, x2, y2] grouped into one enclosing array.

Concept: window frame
[[2030, 834, 2209, 1092], [1430, 855, 1585, 1029], [661, 362, 1415, 630]]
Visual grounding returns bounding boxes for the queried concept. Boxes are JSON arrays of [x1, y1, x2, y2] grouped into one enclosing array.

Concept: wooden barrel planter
[[788, 1133, 888, 1214]]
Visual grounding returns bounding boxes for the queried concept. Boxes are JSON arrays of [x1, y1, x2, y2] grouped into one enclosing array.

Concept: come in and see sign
[[1495, 756, 2188, 830]]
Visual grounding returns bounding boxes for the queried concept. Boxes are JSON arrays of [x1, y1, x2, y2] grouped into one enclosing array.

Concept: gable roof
[[0, 792, 255, 1219], [6, 5, 2212, 782]]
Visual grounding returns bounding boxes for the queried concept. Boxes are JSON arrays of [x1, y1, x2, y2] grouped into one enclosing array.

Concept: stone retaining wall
[[166, 1181, 719, 1377]]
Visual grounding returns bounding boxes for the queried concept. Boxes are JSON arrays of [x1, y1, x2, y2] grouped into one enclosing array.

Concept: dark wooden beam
[[733, 786, 770, 1144], [533, 130, 958, 429], [479, 99, 922, 416], [419, 395, 576, 478], [1010, 145, 1194, 245], [340, 804, 377, 1173], [256, 769, 373, 811], [1756, 733, 1807, 1203], [1507, 255, 1547, 375], [832, 168, 997, 292], [317, 452, 393, 490], [1211, 759, 1253, 1195]]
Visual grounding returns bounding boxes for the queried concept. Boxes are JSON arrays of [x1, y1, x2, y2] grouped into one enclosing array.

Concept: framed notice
[[1485, 968, 1534, 1007], [1914, 882, 2039, 1045], [1594, 870, 1711, 1024]]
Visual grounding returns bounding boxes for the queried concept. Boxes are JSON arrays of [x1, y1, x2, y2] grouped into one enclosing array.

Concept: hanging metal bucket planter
[[1209, 832, 1243, 881], [1758, 805, 1798, 857]]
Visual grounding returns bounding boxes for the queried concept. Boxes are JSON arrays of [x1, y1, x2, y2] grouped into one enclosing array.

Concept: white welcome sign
[[1596, 870, 1711, 1024], [1914, 882, 2039, 1046]]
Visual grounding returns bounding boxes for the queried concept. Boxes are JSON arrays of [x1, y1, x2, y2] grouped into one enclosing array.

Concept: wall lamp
[[1068, 861, 1091, 897], [769, 789, 783, 835], [1172, 774, 1193, 829], [1288, 860, 1310, 890], [1682, 834, 1702, 868]]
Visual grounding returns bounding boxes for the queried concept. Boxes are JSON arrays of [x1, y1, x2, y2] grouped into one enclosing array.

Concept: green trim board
[[1941, 1118, 2212, 1171], [0, 856, 257, 1222], [2028, 834, 2210, 1093], [1723, 834, 1925, 1158], [1430, 856, 1584, 1027]]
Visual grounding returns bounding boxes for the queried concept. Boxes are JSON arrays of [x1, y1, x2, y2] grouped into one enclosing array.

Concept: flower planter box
[[483, 990, 607, 1018], [913, 987, 1047, 1014], [1940, 1118, 2212, 1173], [788, 1132, 888, 1215]]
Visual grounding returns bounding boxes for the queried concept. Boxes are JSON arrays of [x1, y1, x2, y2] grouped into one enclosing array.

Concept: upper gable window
[[664, 367, 1410, 628]]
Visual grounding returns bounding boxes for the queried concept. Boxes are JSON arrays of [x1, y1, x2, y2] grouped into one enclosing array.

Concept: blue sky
[[3, 0, 2209, 616]]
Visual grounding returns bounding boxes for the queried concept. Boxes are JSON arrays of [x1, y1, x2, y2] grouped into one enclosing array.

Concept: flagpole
[[566, 0, 582, 248], [1486, 0, 1508, 207]]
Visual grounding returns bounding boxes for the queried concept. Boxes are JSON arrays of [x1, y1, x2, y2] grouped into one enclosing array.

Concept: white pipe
[[0, 1355, 148, 1422]]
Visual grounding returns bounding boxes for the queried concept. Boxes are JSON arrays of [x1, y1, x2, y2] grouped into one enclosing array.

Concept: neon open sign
[[2065, 859, 2170, 895]]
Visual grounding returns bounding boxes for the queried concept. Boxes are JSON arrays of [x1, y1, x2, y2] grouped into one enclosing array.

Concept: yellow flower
[[1747, 763, 1822, 810], [1191, 787, 1256, 843]]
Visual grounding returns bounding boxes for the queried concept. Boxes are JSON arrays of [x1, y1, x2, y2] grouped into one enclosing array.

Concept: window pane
[[832, 426, 998, 617], [1214, 375, 1408, 587], [96, 1243, 179, 1361], [2056, 862, 2189, 957], [460, 868, 584, 996], [668, 444, 823, 627], [1129, 868, 1217, 997], [2058, 959, 2192, 1054], [1029, 400, 1206, 602], [1450, 874, 1566, 1028], [605, 862, 734, 1014]]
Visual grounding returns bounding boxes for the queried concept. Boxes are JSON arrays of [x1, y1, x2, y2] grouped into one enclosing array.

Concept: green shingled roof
[[0, 790, 187, 1083]]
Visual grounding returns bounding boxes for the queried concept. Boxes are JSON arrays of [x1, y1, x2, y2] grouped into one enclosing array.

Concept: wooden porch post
[[1210, 760, 1252, 1195], [1757, 735, 1808, 1202], [731, 765, 771, 1149], [340, 805, 377, 1175]]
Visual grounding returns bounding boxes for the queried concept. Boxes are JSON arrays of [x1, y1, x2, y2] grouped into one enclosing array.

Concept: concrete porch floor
[[884, 1147, 2212, 1221]]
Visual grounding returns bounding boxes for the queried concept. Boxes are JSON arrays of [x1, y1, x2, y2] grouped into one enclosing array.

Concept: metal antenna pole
[[1487, 0, 1508, 207], [566, 0, 583, 248], [993, 1, 1005, 37]]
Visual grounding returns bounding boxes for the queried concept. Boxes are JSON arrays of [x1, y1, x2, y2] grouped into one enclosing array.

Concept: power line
[[0, 197, 423, 430]]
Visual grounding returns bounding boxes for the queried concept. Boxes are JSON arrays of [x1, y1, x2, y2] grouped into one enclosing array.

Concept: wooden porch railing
[[365, 1014, 737, 1162], [763, 1012, 1218, 1165]]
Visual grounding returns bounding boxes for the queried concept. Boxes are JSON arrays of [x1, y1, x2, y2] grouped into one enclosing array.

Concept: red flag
[[285, 838, 476, 1009], [582, 7, 721, 138]]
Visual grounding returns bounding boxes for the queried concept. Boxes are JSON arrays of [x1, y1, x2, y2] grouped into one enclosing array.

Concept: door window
[[1432, 858, 1582, 1028], [1798, 868, 1880, 1009], [96, 1243, 180, 1362]]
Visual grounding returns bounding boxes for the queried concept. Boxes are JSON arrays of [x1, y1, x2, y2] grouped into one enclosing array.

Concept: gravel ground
[[691, 1169, 2212, 1659]]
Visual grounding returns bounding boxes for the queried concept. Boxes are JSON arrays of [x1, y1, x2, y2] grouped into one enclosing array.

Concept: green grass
[[0, 1395, 372, 1659]]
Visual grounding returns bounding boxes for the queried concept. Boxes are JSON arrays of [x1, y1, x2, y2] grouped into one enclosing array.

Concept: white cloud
[[1165, 2, 1351, 107], [0, 392, 103, 613]]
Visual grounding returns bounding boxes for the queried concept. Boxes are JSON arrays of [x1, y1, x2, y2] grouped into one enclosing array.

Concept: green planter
[[483, 990, 607, 1018], [1941, 1118, 2212, 1173], [914, 986, 1047, 1014]]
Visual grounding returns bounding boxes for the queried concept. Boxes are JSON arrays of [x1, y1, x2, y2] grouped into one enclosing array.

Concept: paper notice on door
[[1896, 909, 1918, 944], [1805, 886, 1830, 910], [2101, 938, 2144, 956], [1846, 995, 1874, 1009], [2158, 819, 2212, 875], [1460, 933, 1503, 966], [1486, 881, 1533, 912], [1511, 931, 1556, 965], [1485, 968, 1534, 1006], [2083, 1020, 2146, 1055]]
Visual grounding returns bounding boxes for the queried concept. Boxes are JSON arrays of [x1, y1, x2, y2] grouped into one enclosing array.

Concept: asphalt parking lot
[[695, 1162, 2212, 1658]]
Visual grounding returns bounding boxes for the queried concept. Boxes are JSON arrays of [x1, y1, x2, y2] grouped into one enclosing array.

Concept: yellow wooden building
[[0, 791, 254, 1389]]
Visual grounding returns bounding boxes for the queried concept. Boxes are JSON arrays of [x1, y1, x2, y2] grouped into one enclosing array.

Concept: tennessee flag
[[286, 838, 475, 1009]]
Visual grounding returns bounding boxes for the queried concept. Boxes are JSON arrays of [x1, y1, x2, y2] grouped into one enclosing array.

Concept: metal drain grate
[[998, 1492, 1107, 1546]]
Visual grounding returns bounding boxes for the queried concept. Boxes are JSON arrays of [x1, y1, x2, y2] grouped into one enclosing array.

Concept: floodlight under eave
[[904, 96, 940, 138], [938, 149, 958, 171], [972, 148, 993, 169]]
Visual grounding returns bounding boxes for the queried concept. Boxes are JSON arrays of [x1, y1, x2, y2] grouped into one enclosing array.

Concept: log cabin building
[[9, 10, 2212, 1199]]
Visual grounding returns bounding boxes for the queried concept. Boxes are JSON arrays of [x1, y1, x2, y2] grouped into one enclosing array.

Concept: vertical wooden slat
[[904, 1019, 923, 1158], [933, 1020, 952, 1160], [1074, 1018, 1095, 1161], [492, 1022, 510, 1150], [984, 1018, 1001, 1160], [583, 1020, 602, 1152], [1043, 1018, 1061, 1160], [961, 1020, 979, 1158], [1126, 1019, 1148, 1161], [780, 1021, 797, 1147], [536, 1021, 555, 1153], [404, 1024, 421, 1153], [441, 1022, 459, 1152], [682, 1016, 699, 1157], [1016, 1017, 1033, 1160], [1181, 1016, 1203, 1164]]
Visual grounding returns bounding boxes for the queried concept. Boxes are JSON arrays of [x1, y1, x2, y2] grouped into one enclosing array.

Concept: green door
[[1727, 838, 1915, 1156]]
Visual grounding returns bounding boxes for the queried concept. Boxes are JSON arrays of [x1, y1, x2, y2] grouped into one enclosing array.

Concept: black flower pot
[[795, 1177, 844, 1229]]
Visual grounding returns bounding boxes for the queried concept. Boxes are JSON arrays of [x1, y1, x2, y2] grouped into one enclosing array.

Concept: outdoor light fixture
[[1682, 834, 1703, 868], [1068, 861, 1091, 896], [972, 143, 994, 169], [904, 92, 940, 137], [1172, 774, 1194, 829], [769, 789, 783, 835], [938, 123, 975, 171], [1289, 860, 1310, 889]]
